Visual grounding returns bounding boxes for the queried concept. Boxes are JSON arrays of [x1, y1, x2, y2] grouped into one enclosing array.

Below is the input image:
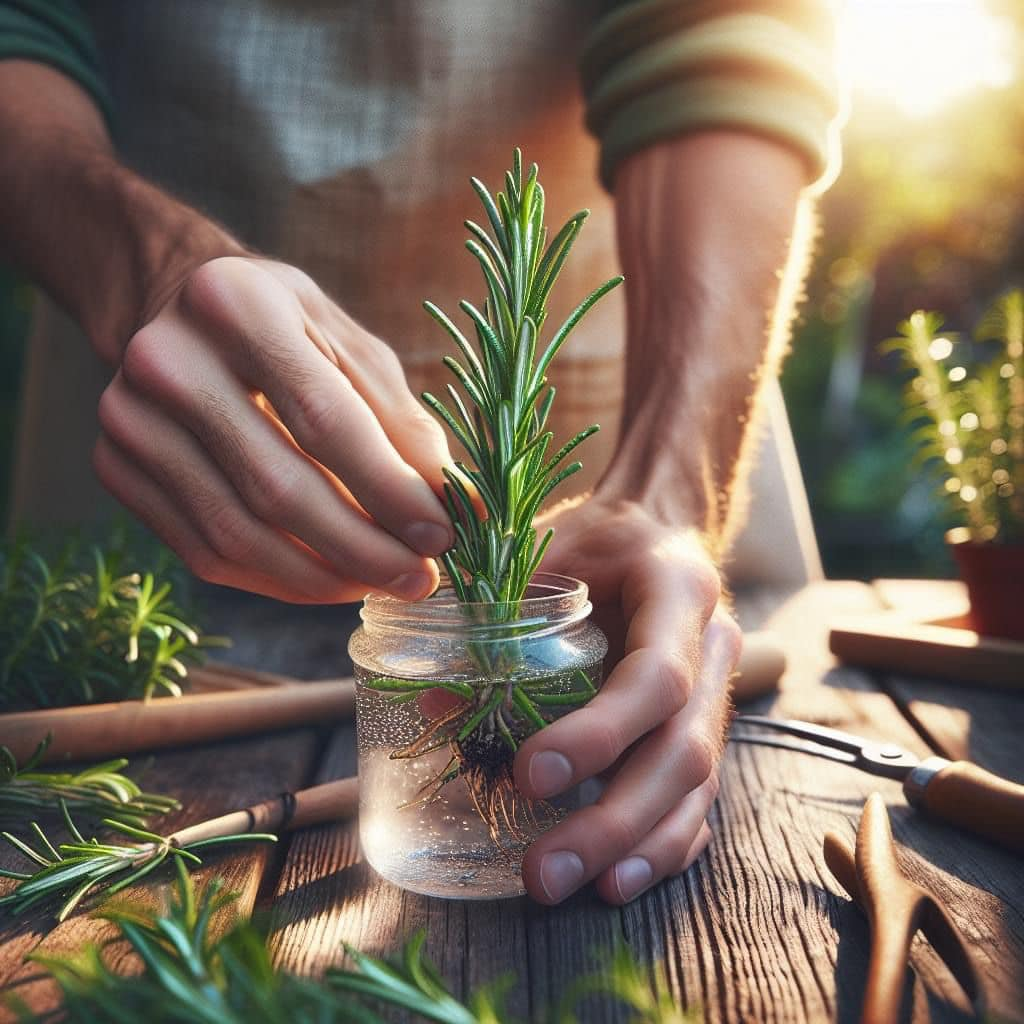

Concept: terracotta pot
[[947, 529, 1024, 642]]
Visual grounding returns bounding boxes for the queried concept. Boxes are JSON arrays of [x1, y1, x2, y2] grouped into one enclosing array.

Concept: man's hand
[[0, 64, 454, 603], [514, 496, 740, 904], [511, 132, 810, 904], [94, 256, 455, 603]]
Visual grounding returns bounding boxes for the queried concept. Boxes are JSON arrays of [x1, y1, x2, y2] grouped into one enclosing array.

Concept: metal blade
[[731, 715, 919, 780], [730, 733, 857, 766], [734, 714, 870, 754]]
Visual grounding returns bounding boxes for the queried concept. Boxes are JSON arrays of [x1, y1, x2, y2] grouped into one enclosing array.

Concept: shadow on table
[[195, 585, 362, 680], [832, 896, 976, 1024]]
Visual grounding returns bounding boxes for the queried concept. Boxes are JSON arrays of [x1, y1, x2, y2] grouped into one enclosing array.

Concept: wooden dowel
[[0, 678, 356, 765], [732, 631, 786, 704]]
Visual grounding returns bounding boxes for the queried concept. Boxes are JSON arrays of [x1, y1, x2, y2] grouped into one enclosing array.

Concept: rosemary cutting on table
[[12, 862, 697, 1023], [364, 151, 621, 842], [0, 798, 274, 922], [0, 737, 178, 827]]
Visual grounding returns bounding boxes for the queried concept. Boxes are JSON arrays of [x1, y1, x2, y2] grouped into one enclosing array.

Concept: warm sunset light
[[842, 0, 1015, 117]]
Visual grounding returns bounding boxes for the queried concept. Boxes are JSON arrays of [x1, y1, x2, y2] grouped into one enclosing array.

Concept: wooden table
[[2, 581, 1022, 1022]]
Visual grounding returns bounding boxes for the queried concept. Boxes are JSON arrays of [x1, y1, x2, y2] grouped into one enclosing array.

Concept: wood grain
[[3, 583, 1022, 1023]]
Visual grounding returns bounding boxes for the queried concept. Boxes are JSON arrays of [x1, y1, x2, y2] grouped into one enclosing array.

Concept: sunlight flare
[[842, 0, 1014, 117]]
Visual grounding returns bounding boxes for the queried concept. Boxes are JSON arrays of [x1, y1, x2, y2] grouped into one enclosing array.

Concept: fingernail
[[528, 750, 573, 798], [614, 856, 653, 902], [404, 521, 453, 556], [385, 571, 432, 601], [540, 851, 584, 902]]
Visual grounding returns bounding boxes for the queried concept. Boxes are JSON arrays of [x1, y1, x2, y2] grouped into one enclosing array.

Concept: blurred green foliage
[[782, 2, 1024, 578]]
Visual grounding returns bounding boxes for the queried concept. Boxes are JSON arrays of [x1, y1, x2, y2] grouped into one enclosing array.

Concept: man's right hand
[[0, 62, 452, 602], [94, 256, 455, 603]]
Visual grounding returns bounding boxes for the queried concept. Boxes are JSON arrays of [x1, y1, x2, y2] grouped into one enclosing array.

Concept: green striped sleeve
[[0, 0, 112, 127], [581, 0, 843, 192]]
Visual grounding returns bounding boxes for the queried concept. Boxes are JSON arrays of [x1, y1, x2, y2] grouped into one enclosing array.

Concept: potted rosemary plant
[[886, 291, 1024, 640], [348, 152, 621, 898]]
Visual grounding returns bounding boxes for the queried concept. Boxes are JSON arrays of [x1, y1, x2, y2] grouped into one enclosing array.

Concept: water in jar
[[354, 662, 602, 899]]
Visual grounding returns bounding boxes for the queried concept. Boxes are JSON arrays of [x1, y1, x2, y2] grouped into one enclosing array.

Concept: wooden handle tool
[[170, 775, 360, 848], [824, 793, 985, 1024], [733, 714, 1024, 854], [904, 758, 1024, 855]]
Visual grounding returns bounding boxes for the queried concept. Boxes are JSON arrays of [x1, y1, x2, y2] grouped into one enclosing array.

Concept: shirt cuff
[[581, 1, 843, 193], [0, 0, 113, 128]]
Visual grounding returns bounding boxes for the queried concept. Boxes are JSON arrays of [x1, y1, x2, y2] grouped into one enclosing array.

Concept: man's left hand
[[514, 495, 740, 905]]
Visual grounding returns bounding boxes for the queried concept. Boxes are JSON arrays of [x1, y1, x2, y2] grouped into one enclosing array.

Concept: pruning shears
[[731, 714, 1024, 854]]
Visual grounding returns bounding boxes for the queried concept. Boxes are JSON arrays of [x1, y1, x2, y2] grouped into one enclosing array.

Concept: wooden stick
[[170, 776, 360, 847], [732, 630, 786, 704], [0, 678, 356, 765]]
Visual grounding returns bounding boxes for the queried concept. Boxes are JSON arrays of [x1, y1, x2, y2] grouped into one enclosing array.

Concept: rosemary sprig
[[552, 944, 701, 1024], [0, 802, 273, 921], [0, 539, 213, 710], [14, 864, 697, 1023], [366, 152, 619, 843], [0, 737, 179, 828], [424, 148, 622, 606]]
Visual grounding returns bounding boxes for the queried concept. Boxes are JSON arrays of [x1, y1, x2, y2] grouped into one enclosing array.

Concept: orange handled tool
[[824, 793, 986, 1024]]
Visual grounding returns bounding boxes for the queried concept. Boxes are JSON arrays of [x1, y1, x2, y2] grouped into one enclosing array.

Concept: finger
[[114, 340, 441, 598], [276, 271, 457, 498], [519, 613, 737, 904], [98, 375, 438, 601], [168, 258, 453, 554], [594, 780, 717, 904], [520, 702, 718, 905], [514, 567, 733, 802], [315, 303, 457, 496], [92, 434, 362, 603], [619, 538, 722, 656]]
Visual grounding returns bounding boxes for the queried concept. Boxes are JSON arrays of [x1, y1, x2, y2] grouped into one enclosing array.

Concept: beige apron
[[10, 0, 820, 585]]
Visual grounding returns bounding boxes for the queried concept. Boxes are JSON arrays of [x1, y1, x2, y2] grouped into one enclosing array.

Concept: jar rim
[[360, 572, 591, 638]]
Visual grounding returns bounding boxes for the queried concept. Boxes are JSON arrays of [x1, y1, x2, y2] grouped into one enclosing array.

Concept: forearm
[[0, 60, 243, 363], [601, 131, 812, 552]]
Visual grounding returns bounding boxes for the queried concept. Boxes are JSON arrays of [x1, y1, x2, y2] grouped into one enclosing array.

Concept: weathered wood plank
[[267, 722, 633, 1022], [1, 729, 319, 1015], [868, 578, 1024, 778], [0, 588, 354, 1018], [619, 581, 948, 1023], [268, 582, 1023, 1022], [0, 727, 320, 1019]]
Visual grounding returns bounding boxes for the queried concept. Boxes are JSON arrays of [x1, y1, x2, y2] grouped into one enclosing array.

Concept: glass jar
[[348, 573, 606, 899]]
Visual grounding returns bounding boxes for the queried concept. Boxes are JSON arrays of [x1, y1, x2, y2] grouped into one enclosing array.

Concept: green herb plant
[[0, 540, 212, 710], [0, 800, 273, 922], [12, 862, 698, 1023], [885, 290, 1024, 542], [0, 737, 179, 828], [363, 151, 621, 846]]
